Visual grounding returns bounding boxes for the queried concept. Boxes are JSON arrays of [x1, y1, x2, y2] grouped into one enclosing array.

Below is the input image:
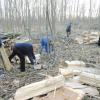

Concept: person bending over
[[9, 43, 36, 72]]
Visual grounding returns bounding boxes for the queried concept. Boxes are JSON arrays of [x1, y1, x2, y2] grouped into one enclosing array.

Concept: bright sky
[[1, 0, 100, 17], [58, 0, 100, 17], [79, 0, 100, 14]]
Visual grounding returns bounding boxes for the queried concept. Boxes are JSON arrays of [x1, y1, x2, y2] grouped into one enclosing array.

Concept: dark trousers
[[19, 54, 35, 72], [19, 56, 25, 72], [67, 32, 71, 37], [9, 51, 26, 72]]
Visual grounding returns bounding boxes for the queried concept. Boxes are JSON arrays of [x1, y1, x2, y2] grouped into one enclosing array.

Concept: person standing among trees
[[66, 22, 72, 37], [40, 36, 54, 54]]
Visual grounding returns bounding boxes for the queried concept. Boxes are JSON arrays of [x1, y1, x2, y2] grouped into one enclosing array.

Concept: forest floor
[[0, 30, 100, 100]]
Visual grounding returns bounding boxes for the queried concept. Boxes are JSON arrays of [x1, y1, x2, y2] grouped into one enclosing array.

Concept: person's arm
[[9, 51, 16, 62]]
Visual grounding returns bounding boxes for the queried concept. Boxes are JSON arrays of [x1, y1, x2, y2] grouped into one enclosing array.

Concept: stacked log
[[75, 31, 99, 44], [59, 68, 81, 78], [79, 72, 100, 87], [65, 61, 85, 67]]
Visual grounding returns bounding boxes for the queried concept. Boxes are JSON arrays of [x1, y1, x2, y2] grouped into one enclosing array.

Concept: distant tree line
[[0, 0, 100, 33]]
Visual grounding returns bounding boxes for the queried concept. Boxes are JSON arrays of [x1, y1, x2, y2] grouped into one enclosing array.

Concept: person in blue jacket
[[66, 22, 71, 37], [9, 43, 36, 72], [40, 36, 53, 53]]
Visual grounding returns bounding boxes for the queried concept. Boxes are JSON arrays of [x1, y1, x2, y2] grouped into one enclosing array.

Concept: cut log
[[59, 68, 81, 78], [79, 72, 100, 87], [81, 87, 99, 96], [65, 61, 85, 67], [14, 75, 65, 100], [33, 87, 85, 100], [65, 82, 99, 96], [65, 82, 87, 89], [0, 46, 12, 71]]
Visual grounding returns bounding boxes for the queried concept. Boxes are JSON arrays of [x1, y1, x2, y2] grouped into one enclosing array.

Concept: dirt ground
[[0, 32, 100, 100]]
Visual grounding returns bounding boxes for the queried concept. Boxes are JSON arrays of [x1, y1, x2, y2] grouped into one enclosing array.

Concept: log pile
[[13, 59, 100, 100], [75, 31, 99, 44], [83, 32, 99, 44]]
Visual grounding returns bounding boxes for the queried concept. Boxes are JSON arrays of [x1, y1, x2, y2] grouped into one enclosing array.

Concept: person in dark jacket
[[66, 22, 71, 37], [9, 43, 36, 72], [0, 38, 2, 47], [98, 36, 100, 46], [40, 36, 53, 53]]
